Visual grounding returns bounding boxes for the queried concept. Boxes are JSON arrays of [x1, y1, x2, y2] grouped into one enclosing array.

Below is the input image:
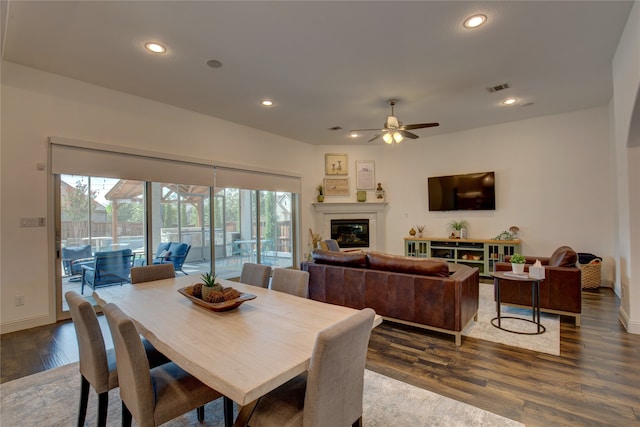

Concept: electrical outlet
[[15, 295, 25, 306]]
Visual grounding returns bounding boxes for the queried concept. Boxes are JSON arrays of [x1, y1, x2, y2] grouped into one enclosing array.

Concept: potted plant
[[448, 219, 469, 239], [510, 253, 526, 274], [200, 272, 222, 300], [316, 184, 324, 202], [416, 225, 425, 238]]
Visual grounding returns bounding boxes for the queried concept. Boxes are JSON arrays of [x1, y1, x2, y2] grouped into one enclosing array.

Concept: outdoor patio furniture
[[81, 249, 135, 294], [152, 242, 191, 275], [61, 245, 94, 278]]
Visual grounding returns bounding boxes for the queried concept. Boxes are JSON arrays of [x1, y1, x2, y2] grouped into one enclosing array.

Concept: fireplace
[[312, 202, 386, 252], [331, 219, 369, 248]]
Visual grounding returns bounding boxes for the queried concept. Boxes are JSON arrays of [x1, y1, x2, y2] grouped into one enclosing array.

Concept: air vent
[[486, 83, 510, 93], [328, 126, 343, 131]]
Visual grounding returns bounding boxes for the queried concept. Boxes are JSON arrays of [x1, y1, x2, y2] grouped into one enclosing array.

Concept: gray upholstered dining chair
[[269, 268, 309, 298], [240, 263, 272, 288], [245, 308, 375, 427], [103, 302, 229, 427], [64, 291, 170, 427], [130, 263, 175, 284]]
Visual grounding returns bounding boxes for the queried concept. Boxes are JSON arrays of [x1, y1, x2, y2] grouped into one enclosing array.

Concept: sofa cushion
[[548, 246, 577, 267], [312, 249, 368, 268], [366, 252, 449, 277]]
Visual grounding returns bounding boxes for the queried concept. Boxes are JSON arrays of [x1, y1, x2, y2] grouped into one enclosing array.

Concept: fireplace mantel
[[311, 202, 387, 251]]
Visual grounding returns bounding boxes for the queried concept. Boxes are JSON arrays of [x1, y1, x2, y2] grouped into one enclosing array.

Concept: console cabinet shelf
[[404, 237, 522, 277]]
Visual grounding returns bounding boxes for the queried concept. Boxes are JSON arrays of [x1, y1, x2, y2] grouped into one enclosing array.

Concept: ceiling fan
[[351, 99, 439, 143]]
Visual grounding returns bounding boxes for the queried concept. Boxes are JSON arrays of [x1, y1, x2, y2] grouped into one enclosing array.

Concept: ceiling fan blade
[[368, 134, 382, 143], [398, 130, 419, 139], [400, 122, 440, 130]]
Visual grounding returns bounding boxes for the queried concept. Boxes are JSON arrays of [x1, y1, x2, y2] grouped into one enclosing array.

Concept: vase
[[409, 228, 416, 236], [317, 195, 324, 202], [357, 191, 366, 202], [511, 263, 525, 274], [417, 232, 423, 238]]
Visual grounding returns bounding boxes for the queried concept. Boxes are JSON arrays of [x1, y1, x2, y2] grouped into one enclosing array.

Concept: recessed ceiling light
[[463, 14, 487, 29], [261, 100, 274, 107], [502, 98, 517, 105], [349, 132, 360, 138], [144, 42, 166, 54]]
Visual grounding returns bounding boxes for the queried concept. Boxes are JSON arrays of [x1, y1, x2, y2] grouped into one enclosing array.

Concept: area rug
[[462, 283, 560, 355], [0, 363, 524, 427]]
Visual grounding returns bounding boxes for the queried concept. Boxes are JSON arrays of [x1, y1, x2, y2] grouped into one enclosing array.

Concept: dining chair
[[240, 263, 271, 288], [269, 268, 309, 298], [245, 308, 375, 427], [103, 302, 230, 427], [64, 291, 170, 427], [130, 263, 175, 284]]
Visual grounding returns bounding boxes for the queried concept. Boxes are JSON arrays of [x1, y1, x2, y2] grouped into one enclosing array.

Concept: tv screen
[[428, 171, 495, 211]]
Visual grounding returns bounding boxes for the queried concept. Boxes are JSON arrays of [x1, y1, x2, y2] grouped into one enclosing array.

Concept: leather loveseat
[[301, 250, 480, 346], [494, 246, 581, 325]]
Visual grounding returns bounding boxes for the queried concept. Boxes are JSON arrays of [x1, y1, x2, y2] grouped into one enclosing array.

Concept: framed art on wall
[[325, 153, 348, 176], [324, 177, 350, 196], [356, 160, 375, 190]]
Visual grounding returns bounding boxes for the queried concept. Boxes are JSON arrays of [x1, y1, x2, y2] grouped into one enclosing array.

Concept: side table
[[490, 271, 546, 335]]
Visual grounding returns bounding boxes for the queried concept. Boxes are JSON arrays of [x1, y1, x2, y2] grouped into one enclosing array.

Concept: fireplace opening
[[330, 219, 369, 248]]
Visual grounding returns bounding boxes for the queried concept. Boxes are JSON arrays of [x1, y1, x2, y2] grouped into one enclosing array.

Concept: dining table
[[93, 274, 381, 426]]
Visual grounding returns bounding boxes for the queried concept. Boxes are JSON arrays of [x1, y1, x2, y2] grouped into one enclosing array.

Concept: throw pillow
[[548, 246, 577, 267], [157, 250, 171, 259]]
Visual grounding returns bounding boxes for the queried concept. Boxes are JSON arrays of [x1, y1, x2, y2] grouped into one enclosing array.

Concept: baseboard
[[0, 314, 54, 335], [618, 306, 640, 334]]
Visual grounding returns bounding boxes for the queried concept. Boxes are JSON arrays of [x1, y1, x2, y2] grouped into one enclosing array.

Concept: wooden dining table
[[93, 274, 381, 426]]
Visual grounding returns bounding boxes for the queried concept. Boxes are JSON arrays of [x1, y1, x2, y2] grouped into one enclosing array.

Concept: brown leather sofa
[[301, 250, 480, 346], [494, 246, 581, 325]]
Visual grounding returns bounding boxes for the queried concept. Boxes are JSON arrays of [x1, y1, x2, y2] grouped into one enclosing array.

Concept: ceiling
[[1, 1, 634, 145]]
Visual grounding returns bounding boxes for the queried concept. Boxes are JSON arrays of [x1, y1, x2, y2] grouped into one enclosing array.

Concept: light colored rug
[[0, 363, 524, 427], [462, 283, 560, 355]]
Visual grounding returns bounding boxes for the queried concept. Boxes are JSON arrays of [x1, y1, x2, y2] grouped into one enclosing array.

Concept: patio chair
[[81, 249, 135, 294], [62, 244, 94, 279], [152, 242, 191, 275]]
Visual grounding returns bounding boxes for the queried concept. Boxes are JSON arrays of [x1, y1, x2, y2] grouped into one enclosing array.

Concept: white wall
[[0, 61, 622, 333], [0, 62, 315, 332], [611, 0, 640, 333]]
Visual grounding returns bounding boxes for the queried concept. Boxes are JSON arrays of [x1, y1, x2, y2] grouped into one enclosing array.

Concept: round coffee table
[[490, 271, 546, 335]]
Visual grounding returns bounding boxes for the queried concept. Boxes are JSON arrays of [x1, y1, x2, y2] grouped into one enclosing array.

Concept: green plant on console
[[448, 219, 469, 231], [510, 253, 526, 264]]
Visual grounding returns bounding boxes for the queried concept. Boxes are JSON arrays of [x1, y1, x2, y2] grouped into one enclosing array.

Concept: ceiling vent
[[486, 83, 510, 93], [328, 126, 343, 131]]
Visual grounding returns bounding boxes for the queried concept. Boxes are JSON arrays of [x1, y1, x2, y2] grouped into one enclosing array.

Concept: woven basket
[[578, 259, 601, 290]]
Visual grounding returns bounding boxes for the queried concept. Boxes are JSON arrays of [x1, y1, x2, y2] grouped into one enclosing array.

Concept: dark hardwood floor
[[2, 287, 639, 426]]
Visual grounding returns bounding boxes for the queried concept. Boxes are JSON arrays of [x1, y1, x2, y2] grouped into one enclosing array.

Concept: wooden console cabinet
[[404, 237, 521, 277]]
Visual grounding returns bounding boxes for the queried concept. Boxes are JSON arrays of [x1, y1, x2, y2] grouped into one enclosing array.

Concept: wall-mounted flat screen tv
[[428, 171, 496, 211]]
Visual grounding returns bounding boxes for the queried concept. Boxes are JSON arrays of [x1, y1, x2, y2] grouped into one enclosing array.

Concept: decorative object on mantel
[[357, 190, 367, 202], [494, 230, 514, 240], [510, 253, 526, 274], [409, 227, 416, 237], [448, 219, 469, 239], [509, 226, 520, 238], [316, 184, 324, 202], [375, 183, 385, 201], [324, 177, 350, 196], [416, 225, 425, 238]]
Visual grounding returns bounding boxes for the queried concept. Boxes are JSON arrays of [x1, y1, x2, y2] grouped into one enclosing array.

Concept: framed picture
[[356, 160, 375, 190], [324, 177, 350, 196], [325, 153, 348, 176]]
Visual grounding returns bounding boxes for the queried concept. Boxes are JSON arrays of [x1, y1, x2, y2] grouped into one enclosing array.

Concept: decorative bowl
[[178, 287, 256, 312]]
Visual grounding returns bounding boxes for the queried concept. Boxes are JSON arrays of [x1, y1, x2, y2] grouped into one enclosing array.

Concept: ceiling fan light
[[383, 133, 393, 144], [387, 116, 399, 128], [393, 132, 403, 143]]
